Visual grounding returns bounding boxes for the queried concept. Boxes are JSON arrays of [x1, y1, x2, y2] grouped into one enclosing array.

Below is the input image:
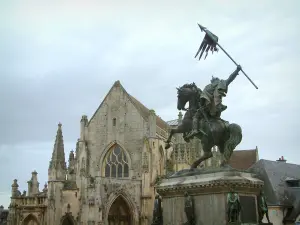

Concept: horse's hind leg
[[190, 139, 213, 169], [217, 144, 228, 167]]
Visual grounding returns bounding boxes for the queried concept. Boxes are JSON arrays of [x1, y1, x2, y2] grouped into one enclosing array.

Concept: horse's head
[[176, 83, 198, 110]]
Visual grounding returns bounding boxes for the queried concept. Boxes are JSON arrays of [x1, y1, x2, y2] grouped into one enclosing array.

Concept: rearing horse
[[165, 83, 243, 168]]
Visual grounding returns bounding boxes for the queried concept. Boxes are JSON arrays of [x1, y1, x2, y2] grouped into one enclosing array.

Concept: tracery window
[[104, 145, 129, 178]]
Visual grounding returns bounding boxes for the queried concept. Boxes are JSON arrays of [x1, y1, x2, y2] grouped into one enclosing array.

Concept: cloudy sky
[[0, 0, 299, 207]]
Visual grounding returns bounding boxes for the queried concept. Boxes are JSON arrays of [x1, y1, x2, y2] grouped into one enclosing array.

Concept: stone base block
[[156, 168, 264, 225]]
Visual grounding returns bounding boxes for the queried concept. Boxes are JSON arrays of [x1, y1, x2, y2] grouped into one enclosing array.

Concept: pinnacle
[[49, 123, 66, 171]]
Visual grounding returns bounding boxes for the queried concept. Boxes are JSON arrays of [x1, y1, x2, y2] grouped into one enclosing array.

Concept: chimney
[[276, 156, 286, 163]]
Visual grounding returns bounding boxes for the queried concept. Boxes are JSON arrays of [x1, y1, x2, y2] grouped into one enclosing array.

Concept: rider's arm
[[226, 65, 242, 86]]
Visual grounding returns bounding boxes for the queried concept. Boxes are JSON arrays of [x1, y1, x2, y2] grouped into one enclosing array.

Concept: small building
[[249, 157, 300, 225]]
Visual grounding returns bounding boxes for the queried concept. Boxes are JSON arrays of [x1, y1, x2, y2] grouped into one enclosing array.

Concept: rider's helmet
[[211, 76, 220, 84]]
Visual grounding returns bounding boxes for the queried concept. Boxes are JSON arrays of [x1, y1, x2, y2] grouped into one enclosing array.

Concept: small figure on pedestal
[[152, 194, 163, 225], [183, 192, 195, 225], [258, 190, 272, 224], [227, 187, 241, 223]]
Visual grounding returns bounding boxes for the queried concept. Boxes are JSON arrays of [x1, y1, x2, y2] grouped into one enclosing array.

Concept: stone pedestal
[[156, 168, 264, 225]]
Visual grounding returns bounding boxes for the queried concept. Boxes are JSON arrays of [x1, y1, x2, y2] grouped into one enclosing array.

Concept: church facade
[[6, 80, 259, 225], [7, 81, 176, 225]]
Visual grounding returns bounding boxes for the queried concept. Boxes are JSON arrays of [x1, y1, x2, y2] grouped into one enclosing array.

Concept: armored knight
[[184, 192, 195, 225], [152, 194, 163, 225], [188, 65, 242, 138], [258, 190, 271, 224], [227, 187, 241, 223]]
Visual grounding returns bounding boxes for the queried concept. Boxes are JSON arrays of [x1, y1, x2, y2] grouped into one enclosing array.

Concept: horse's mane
[[179, 83, 202, 93], [180, 83, 198, 89]]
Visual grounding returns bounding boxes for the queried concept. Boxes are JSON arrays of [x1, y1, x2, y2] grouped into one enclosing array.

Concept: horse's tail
[[223, 123, 242, 162]]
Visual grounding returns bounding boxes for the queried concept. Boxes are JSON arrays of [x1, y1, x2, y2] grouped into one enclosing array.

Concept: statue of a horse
[[165, 83, 242, 168]]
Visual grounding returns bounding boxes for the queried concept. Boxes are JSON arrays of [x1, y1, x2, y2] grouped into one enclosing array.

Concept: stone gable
[[86, 81, 149, 178]]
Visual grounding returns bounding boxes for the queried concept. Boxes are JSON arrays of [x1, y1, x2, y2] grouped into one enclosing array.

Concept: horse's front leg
[[165, 129, 175, 149], [165, 124, 189, 149]]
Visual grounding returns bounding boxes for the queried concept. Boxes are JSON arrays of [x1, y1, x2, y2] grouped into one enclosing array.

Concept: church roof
[[167, 119, 179, 126], [229, 149, 258, 170], [248, 159, 300, 222], [89, 80, 169, 131]]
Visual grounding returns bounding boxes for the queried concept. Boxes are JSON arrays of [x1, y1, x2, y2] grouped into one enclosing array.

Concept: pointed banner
[[195, 24, 219, 60], [195, 23, 259, 89]]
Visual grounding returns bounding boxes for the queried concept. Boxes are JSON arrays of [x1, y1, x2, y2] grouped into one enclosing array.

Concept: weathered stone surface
[[156, 170, 263, 225]]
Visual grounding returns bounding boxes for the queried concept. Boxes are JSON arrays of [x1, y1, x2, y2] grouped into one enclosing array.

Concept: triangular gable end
[[88, 80, 169, 131]]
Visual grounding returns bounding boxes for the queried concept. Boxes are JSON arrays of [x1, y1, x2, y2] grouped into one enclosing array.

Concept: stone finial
[[149, 109, 156, 115], [80, 115, 88, 123], [43, 183, 48, 192], [69, 150, 75, 161], [67, 203, 71, 213], [12, 179, 19, 188], [58, 122, 62, 128], [178, 111, 183, 121], [32, 170, 38, 175], [114, 80, 121, 87]]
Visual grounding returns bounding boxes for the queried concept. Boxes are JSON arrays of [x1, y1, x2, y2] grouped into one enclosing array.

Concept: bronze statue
[[227, 188, 241, 223], [183, 192, 195, 225], [152, 194, 163, 225], [188, 65, 241, 139], [165, 66, 243, 168], [258, 190, 271, 224]]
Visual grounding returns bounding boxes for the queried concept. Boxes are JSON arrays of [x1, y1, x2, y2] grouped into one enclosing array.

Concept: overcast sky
[[0, 0, 299, 208]]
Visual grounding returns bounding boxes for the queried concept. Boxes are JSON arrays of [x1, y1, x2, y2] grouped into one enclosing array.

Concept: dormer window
[[286, 177, 300, 187], [113, 118, 116, 126]]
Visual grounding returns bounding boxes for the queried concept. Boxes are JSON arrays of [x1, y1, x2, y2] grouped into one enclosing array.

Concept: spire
[[49, 123, 66, 172]]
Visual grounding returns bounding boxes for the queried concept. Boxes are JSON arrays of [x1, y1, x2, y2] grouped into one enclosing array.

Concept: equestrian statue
[[165, 65, 243, 169], [164, 23, 259, 169]]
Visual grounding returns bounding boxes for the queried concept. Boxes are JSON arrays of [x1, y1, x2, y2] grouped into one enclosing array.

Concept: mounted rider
[[187, 65, 242, 139]]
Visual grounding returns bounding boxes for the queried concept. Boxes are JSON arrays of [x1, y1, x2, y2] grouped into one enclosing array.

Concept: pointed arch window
[[104, 145, 129, 178]]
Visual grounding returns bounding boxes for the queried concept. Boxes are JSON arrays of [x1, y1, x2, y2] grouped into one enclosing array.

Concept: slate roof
[[248, 159, 300, 222], [167, 119, 179, 126], [129, 94, 169, 131], [229, 149, 258, 170]]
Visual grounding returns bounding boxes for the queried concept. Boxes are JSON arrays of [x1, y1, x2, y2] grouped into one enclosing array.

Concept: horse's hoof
[[165, 143, 171, 149]]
